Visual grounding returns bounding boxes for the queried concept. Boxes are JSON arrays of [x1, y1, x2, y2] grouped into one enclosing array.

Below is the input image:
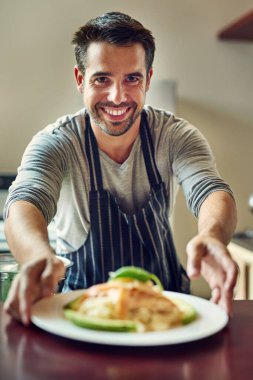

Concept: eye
[[126, 75, 140, 83], [94, 77, 109, 84]]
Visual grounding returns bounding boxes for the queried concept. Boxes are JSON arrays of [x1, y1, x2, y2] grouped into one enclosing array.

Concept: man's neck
[[91, 122, 141, 164]]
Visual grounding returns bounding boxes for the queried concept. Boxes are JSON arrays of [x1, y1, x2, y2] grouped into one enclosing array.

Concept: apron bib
[[60, 111, 189, 293]]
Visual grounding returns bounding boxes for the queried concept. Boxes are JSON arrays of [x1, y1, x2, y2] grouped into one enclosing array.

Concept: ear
[[74, 65, 84, 94], [145, 68, 153, 92]]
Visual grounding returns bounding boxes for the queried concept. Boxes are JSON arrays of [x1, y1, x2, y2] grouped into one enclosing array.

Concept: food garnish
[[63, 266, 197, 332], [108, 266, 164, 290]]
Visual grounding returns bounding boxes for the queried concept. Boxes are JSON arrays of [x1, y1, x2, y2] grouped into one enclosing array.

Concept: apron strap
[[85, 114, 104, 191], [140, 111, 162, 187]]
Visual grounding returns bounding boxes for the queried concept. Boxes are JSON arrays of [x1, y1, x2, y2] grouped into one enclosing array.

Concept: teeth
[[104, 108, 128, 116]]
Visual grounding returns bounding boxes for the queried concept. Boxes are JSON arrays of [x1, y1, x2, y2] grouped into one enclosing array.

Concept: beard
[[88, 102, 142, 137]]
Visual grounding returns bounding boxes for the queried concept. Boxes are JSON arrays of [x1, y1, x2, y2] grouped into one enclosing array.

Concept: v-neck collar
[[98, 134, 141, 170]]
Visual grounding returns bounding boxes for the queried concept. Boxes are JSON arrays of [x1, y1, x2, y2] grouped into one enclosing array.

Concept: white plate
[[31, 290, 228, 346]]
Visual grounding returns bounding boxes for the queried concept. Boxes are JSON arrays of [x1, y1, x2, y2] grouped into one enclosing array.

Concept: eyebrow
[[126, 72, 144, 79], [90, 71, 145, 79], [90, 71, 112, 79]]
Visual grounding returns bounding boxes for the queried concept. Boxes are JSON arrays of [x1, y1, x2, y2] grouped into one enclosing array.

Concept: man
[[4, 12, 237, 325]]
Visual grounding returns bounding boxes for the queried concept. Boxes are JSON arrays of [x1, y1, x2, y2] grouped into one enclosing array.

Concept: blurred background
[[0, 0, 253, 298]]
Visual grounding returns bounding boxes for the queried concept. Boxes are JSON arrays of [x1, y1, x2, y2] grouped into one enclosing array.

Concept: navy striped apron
[[60, 111, 190, 293]]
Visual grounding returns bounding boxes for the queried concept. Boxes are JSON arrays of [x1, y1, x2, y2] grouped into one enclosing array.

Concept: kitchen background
[[0, 0, 253, 298]]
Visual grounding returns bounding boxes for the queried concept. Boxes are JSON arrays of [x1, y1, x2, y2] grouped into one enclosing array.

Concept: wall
[[1, 0, 253, 297]]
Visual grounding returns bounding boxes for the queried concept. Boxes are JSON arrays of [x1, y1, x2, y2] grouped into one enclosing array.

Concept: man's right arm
[[3, 200, 65, 325]]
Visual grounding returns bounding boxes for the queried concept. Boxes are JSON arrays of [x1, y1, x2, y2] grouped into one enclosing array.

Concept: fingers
[[3, 274, 23, 323], [18, 275, 34, 326], [210, 285, 233, 318], [222, 260, 238, 318], [216, 253, 238, 317], [223, 288, 234, 318], [187, 235, 238, 318], [220, 253, 238, 292], [4, 266, 41, 325], [210, 287, 220, 304], [40, 257, 65, 296], [186, 238, 205, 278], [3, 256, 65, 325], [210, 285, 231, 316]]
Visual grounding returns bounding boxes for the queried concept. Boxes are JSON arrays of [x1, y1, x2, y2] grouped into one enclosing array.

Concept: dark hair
[[72, 11, 155, 74]]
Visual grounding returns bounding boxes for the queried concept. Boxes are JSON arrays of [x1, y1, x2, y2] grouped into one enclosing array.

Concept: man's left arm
[[186, 190, 238, 316]]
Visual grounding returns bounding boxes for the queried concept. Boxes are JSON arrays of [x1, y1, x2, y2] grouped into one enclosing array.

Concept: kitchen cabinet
[[218, 9, 253, 41], [229, 241, 253, 299]]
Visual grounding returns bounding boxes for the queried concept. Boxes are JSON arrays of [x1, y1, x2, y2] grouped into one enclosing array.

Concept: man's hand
[[186, 234, 238, 317], [3, 255, 65, 325]]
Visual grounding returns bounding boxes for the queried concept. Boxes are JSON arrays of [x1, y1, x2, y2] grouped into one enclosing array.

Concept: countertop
[[1, 301, 253, 380]]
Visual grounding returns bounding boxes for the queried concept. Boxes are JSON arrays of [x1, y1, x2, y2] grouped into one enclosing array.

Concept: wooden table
[[0, 301, 252, 380]]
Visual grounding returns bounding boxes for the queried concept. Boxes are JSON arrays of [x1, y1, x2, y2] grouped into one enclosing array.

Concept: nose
[[107, 82, 127, 104]]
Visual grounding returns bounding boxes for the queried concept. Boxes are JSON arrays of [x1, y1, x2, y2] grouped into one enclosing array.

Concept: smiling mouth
[[100, 106, 131, 118]]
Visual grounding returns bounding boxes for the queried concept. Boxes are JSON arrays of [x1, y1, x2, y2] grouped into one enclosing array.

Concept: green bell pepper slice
[[63, 309, 138, 332], [170, 298, 197, 325], [108, 266, 164, 290]]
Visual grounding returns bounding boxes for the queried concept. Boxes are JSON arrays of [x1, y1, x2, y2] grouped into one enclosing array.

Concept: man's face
[[75, 42, 152, 136]]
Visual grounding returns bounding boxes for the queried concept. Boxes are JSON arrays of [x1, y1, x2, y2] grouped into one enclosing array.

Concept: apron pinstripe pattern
[[60, 111, 190, 293]]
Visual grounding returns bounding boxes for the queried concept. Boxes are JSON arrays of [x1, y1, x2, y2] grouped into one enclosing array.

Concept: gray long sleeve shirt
[[4, 105, 233, 254]]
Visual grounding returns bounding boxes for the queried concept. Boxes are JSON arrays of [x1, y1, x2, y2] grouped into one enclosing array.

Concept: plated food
[[63, 266, 197, 332]]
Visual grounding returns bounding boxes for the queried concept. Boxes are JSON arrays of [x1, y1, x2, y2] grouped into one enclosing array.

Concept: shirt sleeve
[[169, 119, 234, 218], [4, 128, 69, 224]]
